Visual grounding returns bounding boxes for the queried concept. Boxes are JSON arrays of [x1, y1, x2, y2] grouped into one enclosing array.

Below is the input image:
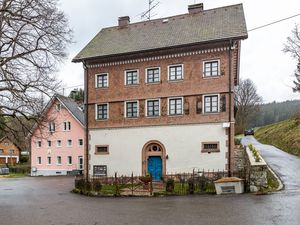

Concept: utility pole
[[141, 0, 160, 21]]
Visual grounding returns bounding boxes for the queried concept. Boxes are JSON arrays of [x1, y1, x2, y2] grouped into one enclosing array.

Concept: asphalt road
[[241, 136, 300, 191], [0, 176, 299, 225]]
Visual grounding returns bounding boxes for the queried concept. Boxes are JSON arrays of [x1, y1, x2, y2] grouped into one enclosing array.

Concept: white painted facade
[[89, 123, 228, 176]]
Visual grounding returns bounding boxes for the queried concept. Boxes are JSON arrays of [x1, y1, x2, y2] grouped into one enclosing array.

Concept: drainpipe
[[83, 60, 89, 182], [228, 40, 233, 177]]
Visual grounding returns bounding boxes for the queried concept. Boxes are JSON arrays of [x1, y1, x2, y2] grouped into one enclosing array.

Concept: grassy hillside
[[255, 118, 300, 157]]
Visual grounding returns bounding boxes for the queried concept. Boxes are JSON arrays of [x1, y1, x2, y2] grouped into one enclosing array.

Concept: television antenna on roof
[[141, 0, 160, 21]]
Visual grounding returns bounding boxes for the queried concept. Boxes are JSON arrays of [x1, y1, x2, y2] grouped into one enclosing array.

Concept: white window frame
[[124, 100, 139, 118], [95, 103, 109, 120], [57, 156, 62, 165], [63, 121, 71, 131], [48, 121, 55, 132], [67, 156, 72, 165], [47, 140, 51, 148], [145, 67, 160, 84], [124, 69, 139, 86], [145, 99, 161, 117], [78, 139, 83, 147], [57, 140, 62, 148], [67, 139, 72, 147], [203, 94, 220, 113], [203, 59, 220, 78], [168, 64, 184, 81], [95, 73, 109, 88], [47, 156, 51, 165], [37, 141, 42, 148], [37, 157, 42, 165], [168, 97, 184, 116]]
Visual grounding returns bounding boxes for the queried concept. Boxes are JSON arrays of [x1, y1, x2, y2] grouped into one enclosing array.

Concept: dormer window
[[55, 103, 61, 112]]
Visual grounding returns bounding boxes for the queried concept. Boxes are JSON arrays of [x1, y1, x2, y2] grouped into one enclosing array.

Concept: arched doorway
[[142, 140, 166, 180]]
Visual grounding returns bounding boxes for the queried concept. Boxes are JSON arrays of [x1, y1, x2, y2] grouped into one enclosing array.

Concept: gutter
[[83, 60, 89, 181]]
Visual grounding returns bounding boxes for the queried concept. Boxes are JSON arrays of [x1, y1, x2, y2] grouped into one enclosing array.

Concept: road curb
[[267, 165, 284, 191]]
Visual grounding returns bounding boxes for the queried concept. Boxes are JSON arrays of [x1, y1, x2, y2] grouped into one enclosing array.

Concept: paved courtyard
[[0, 175, 300, 225]]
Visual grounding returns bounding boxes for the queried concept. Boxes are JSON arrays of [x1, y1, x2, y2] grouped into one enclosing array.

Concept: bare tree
[[0, 0, 72, 138], [234, 78, 262, 134], [283, 24, 300, 92]]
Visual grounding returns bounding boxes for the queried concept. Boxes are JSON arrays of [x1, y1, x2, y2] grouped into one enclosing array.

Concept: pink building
[[31, 95, 85, 176]]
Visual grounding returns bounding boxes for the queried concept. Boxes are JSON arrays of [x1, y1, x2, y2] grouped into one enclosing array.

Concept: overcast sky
[[57, 0, 300, 103]]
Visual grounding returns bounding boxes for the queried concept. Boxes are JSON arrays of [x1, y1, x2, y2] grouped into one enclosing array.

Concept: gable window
[[78, 139, 83, 147], [67, 139, 72, 147], [146, 99, 160, 117], [47, 140, 51, 148], [168, 97, 183, 115], [37, 141, 42, 148], [47, 156, 51, 165], [96, 73, 109, 88], [0, 149, 3, 154], [48, 122, 55, 132], [67, 156, 72, 165], [95, 145, 109, 155], [55, 103, 61, 112], [93, 165, 107, 176], [96, 103, 109, 120], [57, 140, 62, 147], [168, 64, 183, 81], [125, 70, 138, 85], [125, 101, 138, 118], [146, 67, 160, 83], [204, 95, 219, 113], [203, 60, 220, 77], [37, 157, 42, 165], [9, 149, 14, 154], [201, 142, 220, 153], [57, 156, 62, 165], [63, 121, 71, 131]]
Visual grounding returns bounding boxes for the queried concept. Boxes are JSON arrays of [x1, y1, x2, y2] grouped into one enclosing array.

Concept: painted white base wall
[[31, 169, 74, 176], [89, 123, 228, 176]]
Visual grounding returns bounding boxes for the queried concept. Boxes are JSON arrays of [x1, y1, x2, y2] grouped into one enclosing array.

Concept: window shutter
[[139, 101, 144, 117], [184, 100, 189, 115], [196, 96, 202, 114], [220, 95, 226, 112]]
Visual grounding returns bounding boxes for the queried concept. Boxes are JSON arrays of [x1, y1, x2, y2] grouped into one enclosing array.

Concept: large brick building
[[73, 3, 247, 180]]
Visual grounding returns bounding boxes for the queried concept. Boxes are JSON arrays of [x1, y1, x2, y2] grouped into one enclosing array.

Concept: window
[[37, 141, 42, 148], [9, 149, 14, 154], [67, 156, 72, 165], [47, 156, 51, 165], [146, 99, 160, 117], [168, 97, 183, 115], [168, 65, 183, 80], [204, 95, 219, 113], [48, 121, 55, 132], [37, 157, 42, 165], [125, 70, 138, 85], [96, 73, 109, 88], [202, 142, 220, 153], [47, 140, 51, 148], [93, 165, 107, 176], [96, 103, 109, 120], [203, 60, 220, 77], [0, 149, 3, 154], [146, 67, 160, 83], [63, 121, 71, 131], [4, 141, 9, 146], [125, 101, 138, 118], [95, 145, 109, 154], [55, 103, 61, 112], [57, 156, 62, 165], [67, 140, 72, 147], [78, 139, 83, 147], [57, 140, 62, 147]]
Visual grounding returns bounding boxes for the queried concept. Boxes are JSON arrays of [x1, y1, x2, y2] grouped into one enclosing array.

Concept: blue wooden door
[[148, 156, 162, 181]]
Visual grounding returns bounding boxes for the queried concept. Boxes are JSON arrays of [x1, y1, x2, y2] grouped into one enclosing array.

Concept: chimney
[[188, 3, 204, 14], [118, 16, 130, 27]]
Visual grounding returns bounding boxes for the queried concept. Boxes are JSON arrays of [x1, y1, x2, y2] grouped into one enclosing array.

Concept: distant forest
[[248, 100, 300, 128]]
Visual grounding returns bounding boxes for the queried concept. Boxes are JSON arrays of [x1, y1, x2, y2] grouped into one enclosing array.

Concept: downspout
[[228, 40, 233, 177], [83, 60, 89, 182]]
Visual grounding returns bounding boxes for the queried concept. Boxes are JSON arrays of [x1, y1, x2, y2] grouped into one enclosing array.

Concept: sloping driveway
[[242, 136, 300, 191]]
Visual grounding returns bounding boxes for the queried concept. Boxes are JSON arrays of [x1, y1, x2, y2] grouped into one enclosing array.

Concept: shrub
[[19, 156, 29, 164], [234, 137, 241, 146], [93, 180, 102, 192], [75, 178, 85, 190], [166, 178, 175, 192]]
